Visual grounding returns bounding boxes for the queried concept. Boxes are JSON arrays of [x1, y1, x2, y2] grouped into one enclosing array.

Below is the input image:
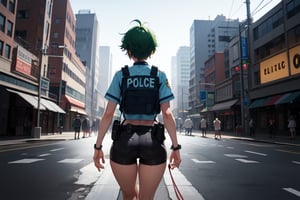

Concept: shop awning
[[40, 98, 65, 114], [264, 95, 282, 106], [210, 99, 238, 111], [275, 91, 300, 105], [248, 98, 268, 109], [65, 95, 85, 108], [6, 89, 46, 110], [70, 106, 87, 115]]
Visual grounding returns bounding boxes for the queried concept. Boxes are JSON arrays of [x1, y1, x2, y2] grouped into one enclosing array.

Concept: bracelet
[[94, 144, 103, 150], [170, 144, 181, 151]]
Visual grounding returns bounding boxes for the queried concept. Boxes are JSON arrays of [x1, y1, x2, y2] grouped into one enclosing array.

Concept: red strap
[[168, 164, 184, 200]]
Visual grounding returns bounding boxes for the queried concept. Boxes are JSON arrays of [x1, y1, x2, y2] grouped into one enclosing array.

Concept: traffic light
[[234, 65, 240, 72]]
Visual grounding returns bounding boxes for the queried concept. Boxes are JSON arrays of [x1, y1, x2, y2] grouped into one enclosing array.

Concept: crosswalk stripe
[[292, 161, 300, 165], [8, 158, 45, 164], [235, 158, 259, 163], [224, 154, 247, 158], [58, 159, 83, 163]]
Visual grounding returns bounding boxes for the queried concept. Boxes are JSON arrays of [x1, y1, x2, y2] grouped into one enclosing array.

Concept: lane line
[[283, 188, 300, 197], [245, 150, 267, 156], [292, 161, 300, 165], [235, 158, 259, 163], [50, 148, 64, 152], [192, 158, 215, 164], [38, 153, 51, 157]]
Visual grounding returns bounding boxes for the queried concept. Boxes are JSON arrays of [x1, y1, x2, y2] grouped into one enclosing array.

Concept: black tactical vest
[[120, 65, 160, 115]]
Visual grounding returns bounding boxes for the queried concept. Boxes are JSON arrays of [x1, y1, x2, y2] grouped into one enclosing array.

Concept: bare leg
[[139, 163, 166, 200], [110, 161, 138, 200]]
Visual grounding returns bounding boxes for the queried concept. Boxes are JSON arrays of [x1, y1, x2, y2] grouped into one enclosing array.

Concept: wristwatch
[[94, 144, 103, 150], [170, 144, 182, 151]]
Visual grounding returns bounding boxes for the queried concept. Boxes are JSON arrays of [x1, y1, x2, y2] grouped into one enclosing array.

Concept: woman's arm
[[93, 101, 117, 171], [161, 101, 181, 169]]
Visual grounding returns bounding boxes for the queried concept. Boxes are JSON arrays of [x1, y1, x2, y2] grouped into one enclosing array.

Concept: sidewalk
[[189, 129, 300, 147]]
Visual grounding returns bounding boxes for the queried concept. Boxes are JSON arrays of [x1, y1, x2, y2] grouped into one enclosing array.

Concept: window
[[0, 40, 3, 56], [0, 14, 5, 32], [17, 10, 29, 19], [4, 44, 11, 59], [53, 32, 59, 38], [1, 0, 7, 7], [8, 0, 15, 13], [7, 20, 12, 37]]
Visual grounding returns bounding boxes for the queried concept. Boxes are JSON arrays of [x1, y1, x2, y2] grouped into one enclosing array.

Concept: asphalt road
[[177, 134, 300, 200], [1, 133, 300, 200]]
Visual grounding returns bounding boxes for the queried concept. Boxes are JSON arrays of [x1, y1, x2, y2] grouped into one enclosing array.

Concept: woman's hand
[[93, 150, 105, 171], [169, 150, 181, 169]]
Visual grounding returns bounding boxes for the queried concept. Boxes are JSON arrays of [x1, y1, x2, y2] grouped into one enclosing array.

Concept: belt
[[120, 124, 153, 133]]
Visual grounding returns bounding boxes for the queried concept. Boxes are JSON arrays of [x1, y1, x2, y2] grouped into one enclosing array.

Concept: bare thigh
[[110, 160, 138, 198], [138, 162, 166, 199]]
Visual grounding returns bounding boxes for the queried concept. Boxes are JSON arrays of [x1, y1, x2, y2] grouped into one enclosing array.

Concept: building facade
[[75, 10, 99, 121], [189, 16, 239, 119], [49, 0, 86, 131], [176, 46, 190, 122], [0, 0, 67, 137], [248, 0, 300, 134]]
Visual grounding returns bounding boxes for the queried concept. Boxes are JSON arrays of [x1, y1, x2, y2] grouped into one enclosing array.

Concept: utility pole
[[240, 0, 251, 135]]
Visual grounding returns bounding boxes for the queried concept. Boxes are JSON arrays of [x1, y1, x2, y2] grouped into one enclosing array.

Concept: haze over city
[[70, 0, 281, 75]]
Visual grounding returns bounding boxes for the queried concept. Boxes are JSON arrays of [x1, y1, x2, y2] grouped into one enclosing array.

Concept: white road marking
[[8, 158, 45, 164], [235, 158, 259, 163], [283, 188, 300, 197], [192, 158, 215, 164], [224, 154, 248, 158], [245, 150, 267, 156], [50, 148, 64, 152], [164, 163, 205, 200], [292, 161, 300, 165], [58, 159, 83, 163], [38, 153, 51, 157], [226, 146, 234, 149]]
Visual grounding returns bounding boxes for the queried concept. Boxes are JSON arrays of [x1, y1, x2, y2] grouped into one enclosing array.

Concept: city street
[[177, 132, 300, 200], [0, 131, 299, 200]]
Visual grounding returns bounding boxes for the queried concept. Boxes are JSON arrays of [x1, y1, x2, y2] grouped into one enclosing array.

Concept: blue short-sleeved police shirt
[[105, 63, 174, 120]]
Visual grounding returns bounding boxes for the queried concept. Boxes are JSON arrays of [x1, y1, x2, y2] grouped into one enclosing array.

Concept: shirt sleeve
[[158, 71, 174, 104], [105, 71, 122, 104]]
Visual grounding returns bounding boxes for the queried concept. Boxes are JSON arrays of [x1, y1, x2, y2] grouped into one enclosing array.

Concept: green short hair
[[120, 20, 158, 59]]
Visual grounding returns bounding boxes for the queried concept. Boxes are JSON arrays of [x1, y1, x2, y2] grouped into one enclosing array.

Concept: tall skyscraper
[[189, 15, 239, 115], [176, 46, 190, 119], [75, 10, 99, 119], [98, 45, 112, 116]]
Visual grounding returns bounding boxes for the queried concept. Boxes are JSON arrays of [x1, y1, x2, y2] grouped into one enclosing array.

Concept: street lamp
[[34, 45, 65, 138]]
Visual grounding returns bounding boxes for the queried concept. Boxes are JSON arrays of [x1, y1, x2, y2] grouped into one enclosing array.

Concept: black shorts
[[110, 125, 167, 165]]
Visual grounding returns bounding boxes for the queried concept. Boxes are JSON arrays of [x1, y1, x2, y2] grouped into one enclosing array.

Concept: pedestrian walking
[[72, 115, 81, 139], [184, 118, 193, 136], [249, 118, 255, 137], [213, 117, 221, 139], [82, 117, 90, 138], [93, 20, 181, 200], [268, 118, 275, 138], [288, 116, 296, 140], [200, 117, 207, 137]]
